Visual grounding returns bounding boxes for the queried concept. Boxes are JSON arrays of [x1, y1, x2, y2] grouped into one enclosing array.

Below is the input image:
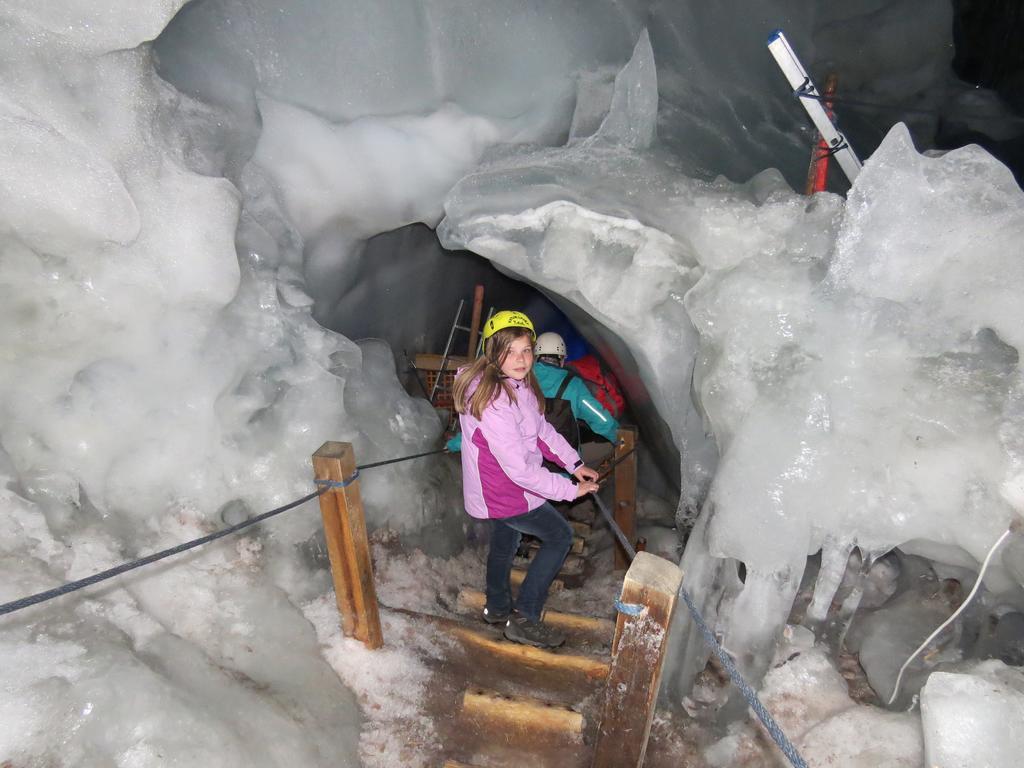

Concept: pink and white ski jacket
[[458, 375, 582, 520]]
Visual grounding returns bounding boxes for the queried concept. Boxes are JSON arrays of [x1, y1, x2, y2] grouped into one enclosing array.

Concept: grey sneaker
[[503, 612, 566, 648], [482, 606, 511, 625]]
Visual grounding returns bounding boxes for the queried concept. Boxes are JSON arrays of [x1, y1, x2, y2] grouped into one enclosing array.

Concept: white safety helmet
[[534, 332, 567, 358]]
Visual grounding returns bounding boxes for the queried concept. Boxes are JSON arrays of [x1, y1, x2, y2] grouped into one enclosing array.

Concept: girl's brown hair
[[453, 327, 545, 420]]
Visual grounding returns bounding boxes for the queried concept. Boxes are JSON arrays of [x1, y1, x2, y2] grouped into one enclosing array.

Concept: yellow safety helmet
[[482, 310, 536, 342]]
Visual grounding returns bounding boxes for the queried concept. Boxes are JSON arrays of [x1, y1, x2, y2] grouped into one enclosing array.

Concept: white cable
[[887, 526, 1014, 706]]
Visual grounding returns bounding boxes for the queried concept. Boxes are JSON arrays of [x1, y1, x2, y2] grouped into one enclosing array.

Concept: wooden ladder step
[[565, 503, 597, 526], [447, 624, 610, 681], [515, 552, 586, 576], [456, 589, 615, 638], [569, 520, 592, 537], [461, 687, 584, 736], [525, 535, 586, 556], [512, 565, 584, 590], [509, 567, 564, 593]]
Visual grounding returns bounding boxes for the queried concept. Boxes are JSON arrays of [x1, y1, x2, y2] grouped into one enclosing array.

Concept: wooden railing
[[312, 437, 683, 768], [312, 441, 383, 649], [612, 426, 638, 571], [592, 552, 683, 767]]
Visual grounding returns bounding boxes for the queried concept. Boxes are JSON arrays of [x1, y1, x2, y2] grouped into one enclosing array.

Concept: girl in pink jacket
[[452, 311, 599, 648]]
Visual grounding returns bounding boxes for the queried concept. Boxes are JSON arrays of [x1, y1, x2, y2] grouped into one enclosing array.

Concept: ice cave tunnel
[[2, 1, 1024, 766]]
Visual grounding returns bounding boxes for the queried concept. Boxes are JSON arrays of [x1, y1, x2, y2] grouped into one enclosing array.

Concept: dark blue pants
[[486, 501, 573, 622]]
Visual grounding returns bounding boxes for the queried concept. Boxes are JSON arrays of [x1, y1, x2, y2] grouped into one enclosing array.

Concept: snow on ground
[[304, 597, 447, 768], [297, 518, 631, 767]]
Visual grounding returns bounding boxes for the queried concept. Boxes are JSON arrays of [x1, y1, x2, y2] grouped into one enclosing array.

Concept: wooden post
[[592, 553, 683, 768], [312, 441, 383, 649], [613, 426, 638, 571], [466, 284, 485, 358]]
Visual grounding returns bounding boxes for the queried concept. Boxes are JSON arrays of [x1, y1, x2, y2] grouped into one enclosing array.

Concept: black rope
[[792, 77, 815, 100], [592, 492, 637, 560], [591, 491, 809, 768], [679, 587, 809, 768], [0, 447, 450, 619], [589, 459, 810, 766], [815, 140, 851, 160], [596, 446, 637, 484], [0, 489, 324, 618], [357, 447, 448, 471]]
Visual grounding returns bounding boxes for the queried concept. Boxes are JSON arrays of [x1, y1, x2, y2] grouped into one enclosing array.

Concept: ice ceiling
[[2, 0, 1024, 765]]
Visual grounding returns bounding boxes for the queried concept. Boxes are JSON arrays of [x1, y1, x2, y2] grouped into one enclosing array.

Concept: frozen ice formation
[[704, 634, 924, 767], [0, 1, 458, 764], [921, 661, 1024, 768], [155, 0, 644, 132], [438, 27, 1024, 703], [0, 108, 140, 253], [672, 123, 1024, 695], [592, 28, 658, 150], [250, 96, 507, 316], [5, 0, 190, 54]]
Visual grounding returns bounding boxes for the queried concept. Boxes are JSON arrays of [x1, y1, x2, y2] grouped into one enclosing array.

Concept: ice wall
[[155, 0, 649, 344], [249, 96, 507, 319], [155, 0, 971, 192], [639, 0, 956, 187], [150, 0, 975, 392], [0, 2, 465, 763], [673, 125, 1024, 694], [155, 0, 644, 130]]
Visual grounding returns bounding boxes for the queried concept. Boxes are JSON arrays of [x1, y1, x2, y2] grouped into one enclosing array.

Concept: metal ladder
[[429, 296, 492, 404]]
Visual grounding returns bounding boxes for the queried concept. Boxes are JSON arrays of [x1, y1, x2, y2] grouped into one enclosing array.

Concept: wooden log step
[[569, 520, 592, 537], [515, 551, 585, 574], [526, 536, 586, 556], [510, 567, 563, 593], [456, 589, 615, 639], [565, 503, 597, 525], [442, 761, 483, 768], [448, 625, 610, 681], [512, 564, 585, 591], [462, 687, 584, 736], [512, 565, 582, 591]]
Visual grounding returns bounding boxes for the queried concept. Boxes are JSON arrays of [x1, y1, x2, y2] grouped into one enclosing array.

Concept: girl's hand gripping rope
[[573, 465, 600, 498]]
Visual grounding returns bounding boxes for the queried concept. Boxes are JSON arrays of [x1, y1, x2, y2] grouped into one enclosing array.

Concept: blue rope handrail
[[595, 492, 808, 768], [0, 448, 447, 618]]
